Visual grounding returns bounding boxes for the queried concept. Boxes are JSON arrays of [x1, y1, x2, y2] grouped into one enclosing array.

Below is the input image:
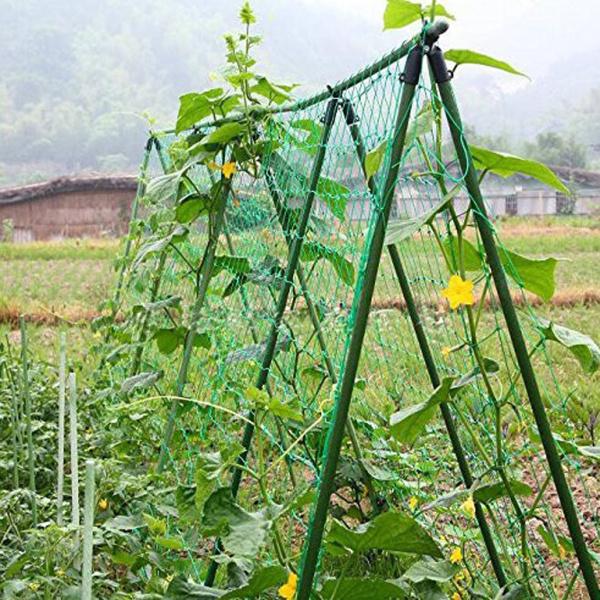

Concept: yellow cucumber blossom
[[98, 498, 109, 511], [441, 346, 452, 358], [221, 161, 237, 179], [279, 572, 297, 599], [442, 275, 475, 310], [461, 496, 476, 519], [450, 546, 463, 564], [408, 496, 418, 510]]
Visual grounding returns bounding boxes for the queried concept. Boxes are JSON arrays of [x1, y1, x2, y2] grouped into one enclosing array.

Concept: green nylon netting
[[106, 39, 599, 599]]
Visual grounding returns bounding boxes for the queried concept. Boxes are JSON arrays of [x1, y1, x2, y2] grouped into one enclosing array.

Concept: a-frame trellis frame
[[115, 21, 600, 600], [293, 27, 600, 600]]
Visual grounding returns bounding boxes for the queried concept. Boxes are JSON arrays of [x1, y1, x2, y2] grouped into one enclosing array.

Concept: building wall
[[0, 188, 135, 241]]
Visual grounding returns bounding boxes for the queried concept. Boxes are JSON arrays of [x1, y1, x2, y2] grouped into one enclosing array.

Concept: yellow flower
[[450, 546, 463, 564], [441, 275, 475, 310], [98, 498, 109, 511], [28, 582, 40, 591], [461, 496, 476, 519], [221, 161, 237, 179], [452, 593, 462, 600], [559, 545, 567, 560], [56, 568, 65, 577], [207, 160, 220, 171], [279, 572, 297, 600], [441, 346, 452, 359], [408, 496, 418, 511]]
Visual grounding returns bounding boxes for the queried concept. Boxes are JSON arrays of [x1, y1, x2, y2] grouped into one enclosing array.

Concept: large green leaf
[[212, 255, 252, 277], [132, 226, 188, 270], [452, 358, 500, 390], [250, 76, 297, 105], [390, 377, 454, 444], [202, 488, 271, 559], [499, 248, 558, 301], [316, 177, 350, 221], [166, 576, 224, 599], [383, 1, 454, 30], [409, 101, 434, 139], [365, 141, 387, 179], [204, 122, 246, 146], [221, 566, 288, 599], [290, 119, 323, 156], [473, 480, 533, 503], [402, 559, 458, 584], [384, 190, 457, 245], [470, 145, 570, 194], [300, 241, 355, 286], [444, 236, 558, 301], [120, 371, 161, 394], [444, 49, 529, 79], [538, 319, 600, 374], [321, 578, 405, 599], [327, 511, 442, 557], [176, 88, 224, 134], [176, 194, 213, 224]]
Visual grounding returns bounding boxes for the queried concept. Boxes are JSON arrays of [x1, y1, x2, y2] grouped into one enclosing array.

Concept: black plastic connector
[[401, 45, 423, 86], [424, 19, 450, 48], [428, 45, 452, 83]]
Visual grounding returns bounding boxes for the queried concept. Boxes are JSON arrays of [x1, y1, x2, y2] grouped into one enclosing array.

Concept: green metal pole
[[81, 459, 95, 600], [265, 167, 380, 509], [340, 98, 507, 587], [57, 331, 67, 526], [157, 177, 232, 472], [204, 94, 341, 586], [430, 45, 600, 599], [20, 316, 37, 525], [295, 46, 423, 600]]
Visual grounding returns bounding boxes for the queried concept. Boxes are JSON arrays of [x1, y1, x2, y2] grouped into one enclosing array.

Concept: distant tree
[[524, 132, 587, 169]]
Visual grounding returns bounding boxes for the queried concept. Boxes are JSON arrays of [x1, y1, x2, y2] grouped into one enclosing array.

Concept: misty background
[[2, 0, 599, 188]]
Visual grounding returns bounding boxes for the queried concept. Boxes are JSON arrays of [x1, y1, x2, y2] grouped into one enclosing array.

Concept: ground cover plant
[[1, 2, 600, 599]]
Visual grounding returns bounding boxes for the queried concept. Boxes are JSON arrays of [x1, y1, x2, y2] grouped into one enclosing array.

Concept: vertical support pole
[[157, 177, 232, 472], [295, 46, 423, 600], [82, 460, 95, 600], [20, 316, 37, 525], [69, 371, 80, 526], [112, 136, 154, 314], [3, 358, 20, 489], [430, 46, 600, 599], [204, 94, 340, 586], [57, 331, 67, 526], [340, 99, 507, 587]]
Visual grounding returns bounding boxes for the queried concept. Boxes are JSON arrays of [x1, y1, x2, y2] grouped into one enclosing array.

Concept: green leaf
[[155, 535, 185, 551], [266, 398, 303, 422], [452, 358, 500, 390], [402, 559, 459, 583], [250, 76, 296, 105], [221, 566, 287, 599], [132, 226, 188, 270], [176, 89, 225, 134], [143, 513, 167, 536], [579, 446, 600, 460], [316, 177, 350, 221], [300, 241, 354, 286], [154, 328, 181, 354], [291, 119, 323, 156], [103, 514, 144, 531], [202, 488, 271, 559], [473, 480, 533, 503], [365, 141, 387, 179], [145, 171, 184, 205], [384, 189, 458, 245], [321, 578, 405, 599], [204, 122, 245, 146], [213, 255, 252, 277], [409, 101, 434, 139], [327, 511, 442, 557], [447, 237, 559, 301], [499, 248, 558, 301], [445, 49, 529, 79], [120, 371, 161, 394], [383, 1, 453, 30], [176, 194, 213, 224], [390, 377, 454, 444], [166, 575, 225, 599], [470, 145, 570, 195], [538, 319, 600, 374], [494, 585, 527, 600]]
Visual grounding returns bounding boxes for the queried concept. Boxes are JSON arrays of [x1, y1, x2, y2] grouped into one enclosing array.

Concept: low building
[[0, 176, 137, 242]]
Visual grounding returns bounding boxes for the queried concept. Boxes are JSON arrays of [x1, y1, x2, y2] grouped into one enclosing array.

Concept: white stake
[[69, 371, 79, 526], [81, 460, 95, 600], [57, 332, 66, 526]]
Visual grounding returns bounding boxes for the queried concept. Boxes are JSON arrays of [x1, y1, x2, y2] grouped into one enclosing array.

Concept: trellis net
[[104, 34, 599, 600]]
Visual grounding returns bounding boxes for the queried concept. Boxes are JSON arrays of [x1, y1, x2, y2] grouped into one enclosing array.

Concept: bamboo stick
[[57, 331, 67, 526], [69, 371, 80, 526], [81, 460, 95, 600]]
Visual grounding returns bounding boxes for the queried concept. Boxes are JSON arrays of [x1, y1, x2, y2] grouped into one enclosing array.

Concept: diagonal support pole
[[340, 97, 508, 587], [157, 176, 232, 472], [204, 94, 341, 585], [295, 45, 423, 600], [429, 45, 600, 599]]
